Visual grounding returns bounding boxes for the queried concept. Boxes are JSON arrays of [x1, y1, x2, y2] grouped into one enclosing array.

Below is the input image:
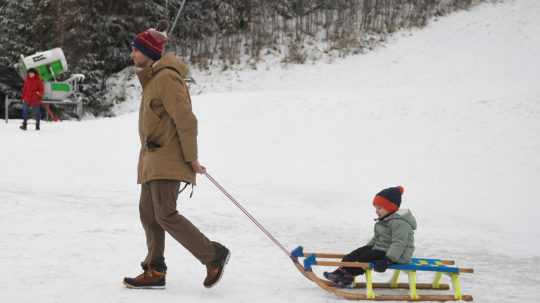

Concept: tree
[[0, 0, 482, 116]]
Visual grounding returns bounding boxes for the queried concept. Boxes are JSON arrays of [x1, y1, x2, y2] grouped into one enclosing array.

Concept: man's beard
[[134, 61, 150, 69], [133, 58, 153, 69]]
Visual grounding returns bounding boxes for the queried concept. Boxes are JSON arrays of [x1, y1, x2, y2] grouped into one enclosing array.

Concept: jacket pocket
[[141, 98, 161, 137], [146, 113, 174, 149]]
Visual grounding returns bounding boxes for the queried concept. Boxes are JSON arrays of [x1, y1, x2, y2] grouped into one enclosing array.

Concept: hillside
[[1, 1, 539, 302]]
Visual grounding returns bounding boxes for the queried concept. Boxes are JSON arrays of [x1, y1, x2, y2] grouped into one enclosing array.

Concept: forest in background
[[0, 0, 482, 117]]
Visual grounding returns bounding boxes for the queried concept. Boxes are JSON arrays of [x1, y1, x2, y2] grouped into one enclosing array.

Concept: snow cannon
[[16, 48, 85, 102], [18, 48, 68, 81]]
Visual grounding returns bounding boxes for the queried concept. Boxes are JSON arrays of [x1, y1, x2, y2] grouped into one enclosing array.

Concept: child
[[324, 186, 417, 287], [20, 68, 44, 131]]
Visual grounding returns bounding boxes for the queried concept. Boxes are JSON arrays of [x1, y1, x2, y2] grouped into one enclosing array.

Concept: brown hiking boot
[[203, 242, 230, 288], [123, 264, 166, 289]]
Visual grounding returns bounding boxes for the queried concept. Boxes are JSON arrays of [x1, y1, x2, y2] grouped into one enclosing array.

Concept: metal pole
[[4, 95, 9, 124], [168, 0, 187, 37]]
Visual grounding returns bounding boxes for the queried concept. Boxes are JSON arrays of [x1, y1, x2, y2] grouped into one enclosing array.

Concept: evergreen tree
[[0, 0, 482, 117]]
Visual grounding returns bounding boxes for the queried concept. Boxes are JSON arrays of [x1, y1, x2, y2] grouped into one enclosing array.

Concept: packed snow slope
[[1, 1, 539, 302]]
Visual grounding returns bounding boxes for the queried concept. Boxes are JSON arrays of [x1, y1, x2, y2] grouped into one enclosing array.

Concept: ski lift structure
[[4, 48, 85, 123]]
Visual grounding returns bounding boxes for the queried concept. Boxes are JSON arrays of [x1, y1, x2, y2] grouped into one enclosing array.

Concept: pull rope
[[205, 172, 291, 258]]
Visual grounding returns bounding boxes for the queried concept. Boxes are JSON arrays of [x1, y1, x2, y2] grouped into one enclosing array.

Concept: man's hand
[[190, 160, 207, 174]]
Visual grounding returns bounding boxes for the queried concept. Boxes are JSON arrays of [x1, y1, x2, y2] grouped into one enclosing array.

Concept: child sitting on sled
[[324, 186, 417, 287]]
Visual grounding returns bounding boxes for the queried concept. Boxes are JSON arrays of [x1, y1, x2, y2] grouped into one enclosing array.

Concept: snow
[[104, 68, 141, 116], [2, 0, 540, 302]]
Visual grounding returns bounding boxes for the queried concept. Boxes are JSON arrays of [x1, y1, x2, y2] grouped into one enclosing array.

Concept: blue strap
[[291, 246, 304, 258], [389, 263, 459, 273], [303, 255, 317, 271]]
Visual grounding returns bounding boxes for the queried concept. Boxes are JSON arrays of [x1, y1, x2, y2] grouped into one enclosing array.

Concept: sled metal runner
[[290, 246, 474, 301]]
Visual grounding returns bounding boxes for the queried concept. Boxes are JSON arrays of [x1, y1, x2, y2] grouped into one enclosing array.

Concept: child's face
[[375, 205, 389, 218]]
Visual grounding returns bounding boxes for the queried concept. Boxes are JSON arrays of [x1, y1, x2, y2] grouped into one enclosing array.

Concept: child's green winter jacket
[[367, 209, 417, 264]]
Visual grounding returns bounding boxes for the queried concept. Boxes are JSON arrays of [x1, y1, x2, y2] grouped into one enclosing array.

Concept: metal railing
[[4, 95, 83, 123]]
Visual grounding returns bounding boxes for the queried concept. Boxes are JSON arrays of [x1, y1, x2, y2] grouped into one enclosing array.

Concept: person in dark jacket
[[20, 68, 45, 130], [324, 186, 417, 287]]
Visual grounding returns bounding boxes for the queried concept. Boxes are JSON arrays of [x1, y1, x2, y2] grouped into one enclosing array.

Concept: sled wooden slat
[[303, 252, 346, 259]]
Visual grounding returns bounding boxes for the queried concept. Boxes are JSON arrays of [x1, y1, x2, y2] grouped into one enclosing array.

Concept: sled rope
[[205, 172, 290, 257]]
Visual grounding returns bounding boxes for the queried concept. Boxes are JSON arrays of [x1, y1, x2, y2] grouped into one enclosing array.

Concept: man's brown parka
[[136, 53, 197, 185]]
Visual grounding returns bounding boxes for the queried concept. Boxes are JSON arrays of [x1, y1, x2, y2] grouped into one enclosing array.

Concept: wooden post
[[432, 272, 443, 289], [390, 270, 400, 288], [451, 273, 463, 300], [407, 271, 419, 300], [365, 269, 376, 299]]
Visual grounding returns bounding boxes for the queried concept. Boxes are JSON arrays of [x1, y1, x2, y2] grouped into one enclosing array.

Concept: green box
[[51, 82, 71, 92], [36, 59, 65, 81]]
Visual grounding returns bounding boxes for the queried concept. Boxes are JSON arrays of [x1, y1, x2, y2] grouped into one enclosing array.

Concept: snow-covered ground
[[2, 0, 540, 302]]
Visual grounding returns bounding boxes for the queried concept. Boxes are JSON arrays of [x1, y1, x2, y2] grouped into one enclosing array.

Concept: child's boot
[[335, 271, 354, 288], [323, 268, 347, 283]]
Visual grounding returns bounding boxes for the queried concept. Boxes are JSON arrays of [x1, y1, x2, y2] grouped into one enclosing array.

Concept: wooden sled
[[290, 246, 474, 301]]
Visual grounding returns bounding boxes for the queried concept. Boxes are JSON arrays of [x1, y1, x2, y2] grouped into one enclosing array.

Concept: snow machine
[[17, 48, 85, 103]]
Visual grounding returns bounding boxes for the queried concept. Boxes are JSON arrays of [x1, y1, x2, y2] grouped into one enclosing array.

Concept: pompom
[[156, 20, 169, 33]]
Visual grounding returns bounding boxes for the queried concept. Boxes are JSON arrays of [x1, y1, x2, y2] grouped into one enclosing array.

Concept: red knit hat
[[373, 186, 404, 213], [132, 28, 168, 61]]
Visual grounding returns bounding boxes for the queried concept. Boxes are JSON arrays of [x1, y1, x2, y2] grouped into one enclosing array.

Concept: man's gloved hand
[[372, 257, 393, 273]]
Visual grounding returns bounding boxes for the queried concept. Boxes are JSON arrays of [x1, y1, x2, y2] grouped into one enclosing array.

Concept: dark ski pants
[[139, 180, 217, 270], [22, 103, 41, 127], [341, 245, 386, 276]]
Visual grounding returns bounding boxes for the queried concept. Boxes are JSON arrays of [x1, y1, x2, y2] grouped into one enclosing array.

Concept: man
[[123, 28, 230, 289]]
